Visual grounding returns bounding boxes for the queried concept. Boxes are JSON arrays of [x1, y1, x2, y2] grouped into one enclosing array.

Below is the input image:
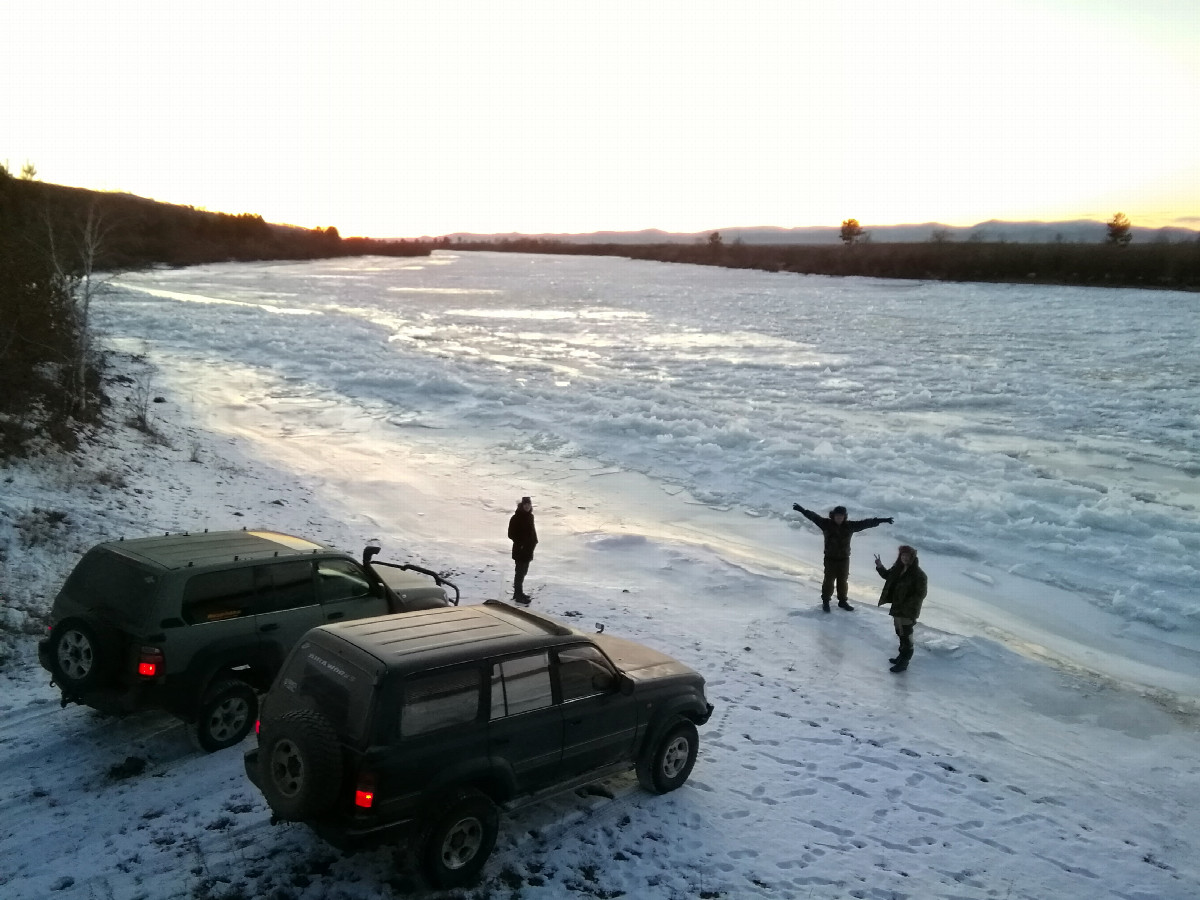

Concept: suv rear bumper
[[243, 747, 416, 850], [38, 638, 164, 715], [244, 748, 263, 790]]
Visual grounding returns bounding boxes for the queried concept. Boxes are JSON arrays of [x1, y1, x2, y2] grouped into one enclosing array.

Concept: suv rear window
[[62, 549, 159, 627], [279, 641, 376, 742]]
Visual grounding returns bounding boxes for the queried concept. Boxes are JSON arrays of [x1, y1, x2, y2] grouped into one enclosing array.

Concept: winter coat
[[508, 507, 538, 562], [796, 507, 889, 560], [876, 560, 928, 620]]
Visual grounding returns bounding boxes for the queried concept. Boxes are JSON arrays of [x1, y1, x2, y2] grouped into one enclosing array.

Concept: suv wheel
[[49, 618, 112, 692], [258, 709, 342, 820], [423, 788, 499, 889], [637, 718, 699, 794], [194, 680, 258, 753]]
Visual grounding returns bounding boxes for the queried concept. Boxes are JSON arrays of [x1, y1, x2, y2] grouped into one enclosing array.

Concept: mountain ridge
[[432, 219, 1199, 245]]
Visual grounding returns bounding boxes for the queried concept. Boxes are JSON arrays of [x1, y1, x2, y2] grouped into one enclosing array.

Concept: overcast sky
[[6, 0, 1198, 237]]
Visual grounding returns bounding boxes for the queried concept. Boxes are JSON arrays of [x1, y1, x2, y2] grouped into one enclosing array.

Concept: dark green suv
[[38, 530, 458, 751], [244, 601, 712, 888]]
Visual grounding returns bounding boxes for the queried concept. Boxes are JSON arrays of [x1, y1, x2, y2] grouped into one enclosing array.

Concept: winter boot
[[837, 600, 854, 611], [822, 600, 831, 613], [889, 662, 908, 673]]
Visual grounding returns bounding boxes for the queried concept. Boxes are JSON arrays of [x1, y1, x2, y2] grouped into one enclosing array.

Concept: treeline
[[0, 172, 432, 457], [453, 236, 1200, 291], [1, 177, 432, 269]]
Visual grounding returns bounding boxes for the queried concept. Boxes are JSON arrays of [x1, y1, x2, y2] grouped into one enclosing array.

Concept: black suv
[[244, 601, 712, 888], [39, 530, 458, 751]]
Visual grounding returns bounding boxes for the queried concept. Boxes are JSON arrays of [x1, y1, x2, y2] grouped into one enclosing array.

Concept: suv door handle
[[327, 611, 345, 621], [259, 623, 279, 633]]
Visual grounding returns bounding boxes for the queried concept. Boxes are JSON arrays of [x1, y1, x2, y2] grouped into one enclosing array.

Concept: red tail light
[[355, 772, 377, 809], [255, 719, 260, 735], [137, 646, 165, 678]]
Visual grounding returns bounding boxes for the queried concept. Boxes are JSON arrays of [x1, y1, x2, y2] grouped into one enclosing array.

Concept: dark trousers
[[513, 558, 530, 596], [821, 557, 850, 602], [893, 616, 915, 661]]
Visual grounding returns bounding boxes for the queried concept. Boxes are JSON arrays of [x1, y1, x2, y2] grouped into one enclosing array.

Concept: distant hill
[[437, 220, 1200, 246]]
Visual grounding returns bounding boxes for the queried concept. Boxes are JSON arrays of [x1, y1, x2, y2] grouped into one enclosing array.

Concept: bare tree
[[42, 203, 112, 415]]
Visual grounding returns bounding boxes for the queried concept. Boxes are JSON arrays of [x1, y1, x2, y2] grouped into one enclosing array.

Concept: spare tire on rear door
[[49, 618, 117, 693], [257, 709, 342, 820]]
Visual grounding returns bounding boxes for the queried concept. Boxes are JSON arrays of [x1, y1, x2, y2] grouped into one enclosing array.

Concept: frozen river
[[105, 251, 1200, 698]]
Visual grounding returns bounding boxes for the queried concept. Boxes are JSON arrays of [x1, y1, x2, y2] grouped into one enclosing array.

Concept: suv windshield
[[62, 549, 159, 627], [278, 640, 376, 743]]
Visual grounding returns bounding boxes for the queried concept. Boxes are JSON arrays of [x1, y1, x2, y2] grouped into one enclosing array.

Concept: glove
[[884, 517, 894, 524], [793, 503, 803, 512]]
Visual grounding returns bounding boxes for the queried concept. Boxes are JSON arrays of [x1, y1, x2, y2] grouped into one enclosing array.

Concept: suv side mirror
[[618, 674, 635, 696], [591, 671, 616, 692]]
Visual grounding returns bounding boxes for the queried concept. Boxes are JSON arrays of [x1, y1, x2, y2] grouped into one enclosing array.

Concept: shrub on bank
[[455, 237, 1200, 291]]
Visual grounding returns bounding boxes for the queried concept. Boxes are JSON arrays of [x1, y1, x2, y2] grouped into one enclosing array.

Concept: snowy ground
[[1, 253, 1197, 899]]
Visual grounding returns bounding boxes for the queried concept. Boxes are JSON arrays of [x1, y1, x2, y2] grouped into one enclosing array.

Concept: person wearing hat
[[508, 496, 538, 604], [792, 502, 893, 611], [875, 545, 928, 672]]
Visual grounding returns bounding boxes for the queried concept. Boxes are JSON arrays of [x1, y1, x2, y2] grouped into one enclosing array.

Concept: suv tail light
[[137, 646, 165, 678], [354, 772, 376, 809]]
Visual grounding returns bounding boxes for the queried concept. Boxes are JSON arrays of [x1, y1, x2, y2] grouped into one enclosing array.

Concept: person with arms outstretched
[[792, 503, 892, 611]]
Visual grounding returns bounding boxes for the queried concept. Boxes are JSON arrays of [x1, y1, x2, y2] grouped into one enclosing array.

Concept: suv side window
[[317, 558, 372, 603], [182, 568, 257, 624], [258, 561, 317, 612], [556, 644, 618, 702], [490, 652, 553, 719], [401, 667, 483, 738]]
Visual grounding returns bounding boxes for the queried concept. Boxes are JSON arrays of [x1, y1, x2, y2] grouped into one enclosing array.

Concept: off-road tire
[[423, 787, 499, 889], [257, 709, 342, 820], [49, 618, 114, 692], [194, 679, 258, 753], [637, 718, 699, 794]]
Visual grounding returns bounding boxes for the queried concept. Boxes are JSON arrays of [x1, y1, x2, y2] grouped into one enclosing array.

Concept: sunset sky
[[5, 0, 1198, 238]]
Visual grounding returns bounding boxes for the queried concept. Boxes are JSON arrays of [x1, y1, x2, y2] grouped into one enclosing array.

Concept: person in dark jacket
[[792, 503, 893, 611], [875, 545, 928, 672], [508, 496, 538, 604]]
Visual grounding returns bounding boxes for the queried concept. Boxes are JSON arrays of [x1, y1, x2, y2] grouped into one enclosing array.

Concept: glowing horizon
[[5, 1, 1198, 239]]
